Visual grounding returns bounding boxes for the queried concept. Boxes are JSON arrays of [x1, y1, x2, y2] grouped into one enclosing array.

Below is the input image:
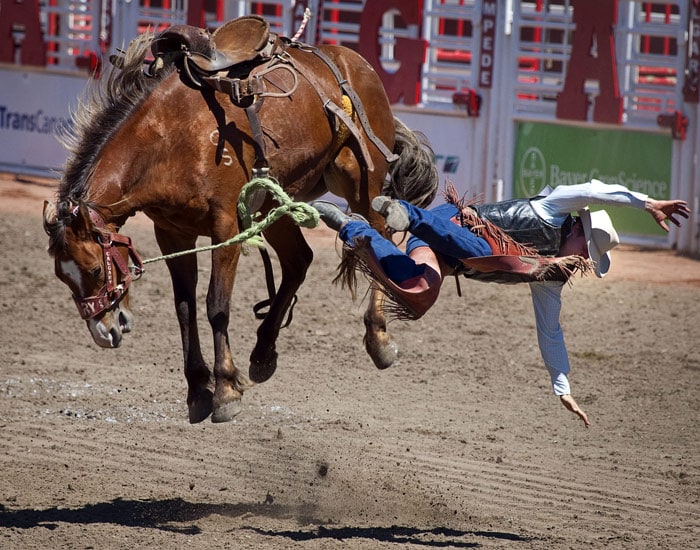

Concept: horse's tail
[[333, 118, 438, 297], [383, 117, 439, 208]]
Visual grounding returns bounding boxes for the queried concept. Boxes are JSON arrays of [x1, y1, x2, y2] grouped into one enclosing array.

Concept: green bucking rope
[[142, 176, 320, 265]]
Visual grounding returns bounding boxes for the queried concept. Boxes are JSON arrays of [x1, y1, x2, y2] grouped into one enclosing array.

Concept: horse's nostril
[[119, 310, 132, 332], [110, 326, 123, 347]]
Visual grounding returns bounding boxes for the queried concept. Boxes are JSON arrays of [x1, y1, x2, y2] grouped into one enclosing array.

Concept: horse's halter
[[71, 205, 144, 320]]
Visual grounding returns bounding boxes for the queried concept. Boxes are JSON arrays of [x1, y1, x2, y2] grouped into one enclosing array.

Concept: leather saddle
[[150, 15, 282, 76], [147, 15, 398, 172]]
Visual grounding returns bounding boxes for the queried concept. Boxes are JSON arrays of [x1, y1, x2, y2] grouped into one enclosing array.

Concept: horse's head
[[43, 200, 143, 348]]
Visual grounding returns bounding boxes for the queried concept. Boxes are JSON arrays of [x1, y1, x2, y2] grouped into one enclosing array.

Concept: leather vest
[[472, 197, 572, 256]]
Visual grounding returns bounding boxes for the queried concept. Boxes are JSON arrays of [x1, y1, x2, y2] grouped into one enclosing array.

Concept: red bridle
[[72, 206, 144, 320]]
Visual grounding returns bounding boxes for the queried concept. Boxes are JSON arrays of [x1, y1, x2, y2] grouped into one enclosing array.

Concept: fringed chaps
[[342, 236, 442, 320]]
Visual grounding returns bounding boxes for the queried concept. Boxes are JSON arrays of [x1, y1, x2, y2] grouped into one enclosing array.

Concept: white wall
[[0, 65, 87, 176]]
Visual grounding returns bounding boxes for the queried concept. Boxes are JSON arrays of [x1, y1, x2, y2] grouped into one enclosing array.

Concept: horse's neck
[[85, 90, 172, 225], [84, 74, 247, 227], [82, 171, 139, 229]]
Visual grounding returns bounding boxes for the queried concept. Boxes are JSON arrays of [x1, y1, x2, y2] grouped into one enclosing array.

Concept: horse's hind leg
[[155, 228, 214, 423], [362, 288, 398, 369], [327, 150, 399, 370], [249, 217, 313, 383], [344, 195, 399, 369]]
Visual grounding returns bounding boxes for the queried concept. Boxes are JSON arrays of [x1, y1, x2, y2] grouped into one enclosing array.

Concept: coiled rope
[[141, 177, 319, 265]]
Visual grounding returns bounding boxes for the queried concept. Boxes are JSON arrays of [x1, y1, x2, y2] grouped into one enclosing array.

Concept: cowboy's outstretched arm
[[645, 198, 690, 232], [560, 394, 590, 428], [530, 283, 590, 427]]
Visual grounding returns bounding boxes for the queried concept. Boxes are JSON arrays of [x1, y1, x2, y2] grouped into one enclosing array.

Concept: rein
[[76, 177, 317, 321], [141, 177, 318, 265]]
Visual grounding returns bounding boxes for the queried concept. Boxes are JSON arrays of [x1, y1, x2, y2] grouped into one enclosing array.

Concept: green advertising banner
[[513, 122, 672, 236]]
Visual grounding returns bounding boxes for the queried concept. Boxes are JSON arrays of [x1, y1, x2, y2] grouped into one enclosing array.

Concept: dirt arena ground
[[1, 173, 699, 549]]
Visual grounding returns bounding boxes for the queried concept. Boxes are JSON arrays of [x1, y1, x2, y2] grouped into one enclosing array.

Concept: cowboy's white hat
[[578, 208, 620, 278]]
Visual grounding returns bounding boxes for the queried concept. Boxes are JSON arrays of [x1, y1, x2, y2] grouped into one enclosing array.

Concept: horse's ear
[[42, 200, 58, 235], [72, 202, 95, 236]]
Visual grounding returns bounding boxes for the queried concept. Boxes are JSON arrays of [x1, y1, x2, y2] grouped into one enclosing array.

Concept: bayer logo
[[519, 147, 546, 196]]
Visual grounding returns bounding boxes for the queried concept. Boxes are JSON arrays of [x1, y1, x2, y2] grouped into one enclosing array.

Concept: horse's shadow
[[0, 498, 532, 547]]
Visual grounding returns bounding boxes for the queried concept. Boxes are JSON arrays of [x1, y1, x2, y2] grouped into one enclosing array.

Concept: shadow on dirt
[[0, 499, 532, 546], [244, 525, 531, 547]]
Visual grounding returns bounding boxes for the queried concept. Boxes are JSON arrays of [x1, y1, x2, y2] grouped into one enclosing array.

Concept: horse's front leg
[[363, 287, 399, 369], [155, 228, 214, 424], [248, 219, 313, 383], [207, 242, 250, 423]]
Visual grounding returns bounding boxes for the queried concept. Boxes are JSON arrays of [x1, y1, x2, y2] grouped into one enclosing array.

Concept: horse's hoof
[[211, 398, 243, 423], [368, 339, 399, 370], [188, 390, 213, 424], [249, 352, 278, 383]]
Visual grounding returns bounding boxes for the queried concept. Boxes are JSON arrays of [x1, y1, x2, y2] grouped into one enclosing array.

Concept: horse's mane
[[59, 31, 170, 201], [47, 31, 174, 254]]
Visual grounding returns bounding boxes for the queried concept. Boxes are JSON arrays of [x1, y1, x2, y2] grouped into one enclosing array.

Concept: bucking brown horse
[[43, 16, 437, 423]]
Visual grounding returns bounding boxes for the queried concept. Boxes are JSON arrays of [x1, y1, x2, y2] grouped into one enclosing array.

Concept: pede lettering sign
[[684, 1, 700, 102], [478, 1, 497, 88]]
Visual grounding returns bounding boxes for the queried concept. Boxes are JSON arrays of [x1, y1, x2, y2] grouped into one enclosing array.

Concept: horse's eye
[[91, 266, 103, 279]]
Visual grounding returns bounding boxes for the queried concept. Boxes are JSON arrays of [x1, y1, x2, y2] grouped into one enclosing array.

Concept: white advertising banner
[[0, 66, 87, 176]]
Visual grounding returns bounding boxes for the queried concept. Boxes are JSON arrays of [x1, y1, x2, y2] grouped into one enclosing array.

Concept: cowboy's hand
[[560, 394, 590, 428], [646, 199, 690, 232]]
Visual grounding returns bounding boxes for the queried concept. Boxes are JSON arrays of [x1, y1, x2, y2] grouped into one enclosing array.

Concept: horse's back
[[315, 44, 386, 91], [315, 44, 394, 132], [136, 39, 395, 208]]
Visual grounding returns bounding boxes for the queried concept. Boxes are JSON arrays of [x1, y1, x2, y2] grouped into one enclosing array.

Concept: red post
[[0, 0, 47, 66], [357, 0, 425, 105], [186, 0, 206, 27], [555, 0, 622, 123]]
